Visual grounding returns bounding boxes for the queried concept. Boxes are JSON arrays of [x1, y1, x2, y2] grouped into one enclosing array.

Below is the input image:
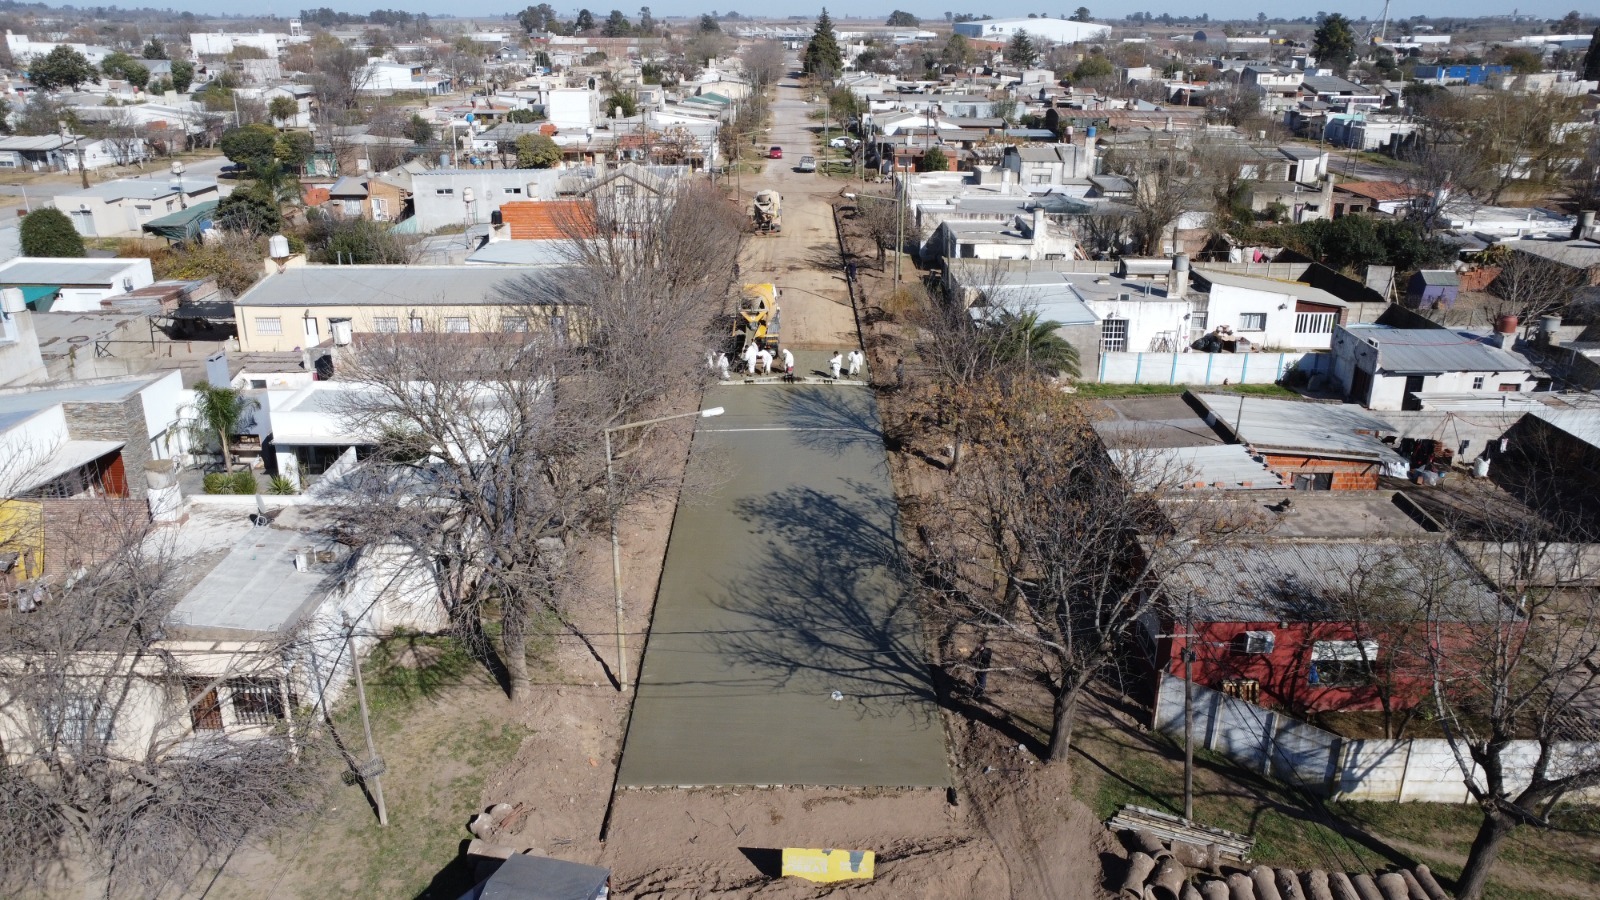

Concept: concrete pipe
[[1126, 829, 1175, 861], [1250, 866, 1284, 900], [1172, 840, 1220, 872], [1148, 857, 1190, 900], [1327, 872, 1362, 900], [1201, 879, 1233, 900], [1276, 868, 1307, 900], [1182, 885, 1205, 900], [1120, 852, 1157, 899], [1303, 870, 1335, 900], [1227, 872, 1258, 900], [1411, 866, 1450, 900], [1350, 873, 1385, 900], [1375, 873, 1409, 900], [1397, 870, 1428, 900]]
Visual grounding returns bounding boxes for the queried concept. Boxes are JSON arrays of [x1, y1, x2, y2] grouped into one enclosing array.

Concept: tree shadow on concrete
[[760, 387, 885, 459], [705, 482, 939, 729]]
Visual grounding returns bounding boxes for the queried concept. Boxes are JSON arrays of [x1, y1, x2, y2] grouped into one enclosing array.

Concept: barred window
[[254, 317, 283, 336], [1239, 312, 1268, 331], [185, 679, 223, 730], [1100, 318, 1128, 353], [229, 678, 286, 726], [374, 317, 400, 333], [48, 694, 115, 743], [444, 317, 470, 333]]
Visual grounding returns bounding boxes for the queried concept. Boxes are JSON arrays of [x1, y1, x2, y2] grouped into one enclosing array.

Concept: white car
[[829, 136, 859, 149]]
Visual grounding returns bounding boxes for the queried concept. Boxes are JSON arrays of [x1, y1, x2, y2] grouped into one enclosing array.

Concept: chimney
[[1575, 210, 1596, 241], [1170, 253, 1190, 298], [1032, 206, 1046, 243]]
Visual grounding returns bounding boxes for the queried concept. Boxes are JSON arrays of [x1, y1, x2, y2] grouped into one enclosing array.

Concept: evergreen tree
[[27, 45, 100, 91], [575, 9, 596, 31], [141, 38, 167, 59], [1005, 30, 1040, 68], [514, 132, 563, 168], [803, 9, 843, 79], [918, 146, 949, 172], [1312, 13, 1358, 75], [1584, 26, 1600, 82], [19, 208, 85, 258]]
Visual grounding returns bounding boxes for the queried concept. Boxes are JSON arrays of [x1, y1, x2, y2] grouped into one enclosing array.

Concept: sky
[[149, 1, 1591, 27]]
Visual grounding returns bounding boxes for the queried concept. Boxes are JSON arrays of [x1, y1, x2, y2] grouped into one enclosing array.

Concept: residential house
[[261, 84, 315, 127], [231, 266, 570, 353], [360, 61, 451, 95], [1190, 267, 1350, 351], [1241, 66, 1305, 112], [999, 143, 1096, 186], [408, 169, 564, 233], [0, 289, 45, 386], [1500, 237, 1600, 288], [318, 174, 408, 223], [1299, 75, 1383, 109], [53, 178, 220, 238], [1332, 181, 1421, 218], [1190, 392, 1409, 490], [0, 134, 144, 173], [1330, 323, 1539, 411], [0, 258, 155, 313]]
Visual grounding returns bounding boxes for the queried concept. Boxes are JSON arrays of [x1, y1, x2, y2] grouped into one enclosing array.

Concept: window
[[1499, 383, 1520, 392], [1309, 640, 1377, 687], [229, 678, 285, 725], [435, 187, 454, 195], [1294, 312, 1336, 335], [615, 182, 636, 198], [374, 316, 400, 333], [1239, 312, 1268, 331], [443, 317, 470, 333], [1100, 318, 1128, 353], [501, 316, 529, 333], [341, 199, 361, 216], [372, 197, 389, 220], [504, 187, 522, 194], [185, 680, 223, 731], [410, 316, 425, 333], [1472, 375, 1485, 390], [254, 316, 283, 336], [47, 694, 116, 743]]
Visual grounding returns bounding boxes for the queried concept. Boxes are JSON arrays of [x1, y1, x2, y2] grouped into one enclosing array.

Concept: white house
[[4, 31, 109, 64], [52, 178, 221, 238], [0, 134, 146, 173], [0, 257, 155, 313], [188, 32, 289, 57], [360, 61, 451, 94], [1191, 267, 1348, 351], [1330, 323, 1539, 411]]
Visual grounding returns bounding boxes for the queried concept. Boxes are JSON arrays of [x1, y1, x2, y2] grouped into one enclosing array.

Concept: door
[[303, 316, 320, 345], [186, 680, 223, 731], [69, 209, 96, 237], [1402, 375, 1425, 411], [1349, 366, 1372, 405]]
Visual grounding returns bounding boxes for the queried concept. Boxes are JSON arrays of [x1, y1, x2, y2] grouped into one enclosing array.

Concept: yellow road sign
[[781, 848, 875, 882]]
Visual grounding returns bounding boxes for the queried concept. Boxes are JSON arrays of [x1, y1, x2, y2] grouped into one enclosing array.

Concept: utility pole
[[342, 613, 388, 827], [1159, 616, 1198, 824]]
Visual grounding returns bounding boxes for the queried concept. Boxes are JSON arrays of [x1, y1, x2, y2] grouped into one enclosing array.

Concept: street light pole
[[604, 406, 725, 690]]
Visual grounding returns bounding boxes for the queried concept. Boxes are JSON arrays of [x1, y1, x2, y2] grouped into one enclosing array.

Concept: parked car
[[828, 137, 858, 149], [796, 155, 817, 172], [768, 146, 783, 159]]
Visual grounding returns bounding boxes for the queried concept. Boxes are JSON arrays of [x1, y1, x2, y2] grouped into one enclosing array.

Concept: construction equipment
[[751, 189, 782, 234], [734, 283, 781, 351]]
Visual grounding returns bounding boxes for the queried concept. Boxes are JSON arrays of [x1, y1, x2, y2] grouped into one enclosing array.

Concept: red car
[[768, 146, 783, 159]]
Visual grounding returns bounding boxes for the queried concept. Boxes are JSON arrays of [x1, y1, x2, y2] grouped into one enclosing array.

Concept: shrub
[[232, 471, 258, 494], [267, 475, 297, 495], [203, 472, 234, 494], [20, 208, 86, 258]]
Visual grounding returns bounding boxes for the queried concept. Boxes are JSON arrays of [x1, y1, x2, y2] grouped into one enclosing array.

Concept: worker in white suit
[[829, 351, 843, 380]]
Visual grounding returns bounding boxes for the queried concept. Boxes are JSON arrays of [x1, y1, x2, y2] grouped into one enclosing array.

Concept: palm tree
[[190, 381, 258, 472], [986, 310, 1081, 378]]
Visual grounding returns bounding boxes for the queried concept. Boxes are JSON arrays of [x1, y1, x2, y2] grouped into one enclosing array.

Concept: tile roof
[[500, 199, 597, 240]]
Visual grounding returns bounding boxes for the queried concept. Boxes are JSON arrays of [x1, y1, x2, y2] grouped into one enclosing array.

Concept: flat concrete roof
[[617, 385, 948, 788], [167, 525, 337, 634], [0, 373, 169, 430], [0, 257, 142, 286]]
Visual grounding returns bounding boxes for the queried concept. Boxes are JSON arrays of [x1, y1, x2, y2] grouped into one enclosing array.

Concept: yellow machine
[[734, 283, 781, 351]]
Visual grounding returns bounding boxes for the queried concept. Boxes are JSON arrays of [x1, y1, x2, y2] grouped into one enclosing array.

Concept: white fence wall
[[1153, 674, 1600, 803], [1096, 351, 1330, 385]]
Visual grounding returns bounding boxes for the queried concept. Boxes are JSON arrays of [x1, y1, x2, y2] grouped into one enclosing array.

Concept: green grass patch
[[1070, 382, 1297, 400]]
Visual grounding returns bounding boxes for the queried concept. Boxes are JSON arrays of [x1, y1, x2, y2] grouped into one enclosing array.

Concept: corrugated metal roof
[[0, 258, 143, 286], [1529, 407, 1600, 452], [1194, 267, 1348, 308], [1343, 324, 1532, 374], [1417, 270, 1460, 286], [1191, 393, 1404, 463], [1162, 539, 1504, 623], [1110, 444, 1282, 490], [233, 265, 558, 308]]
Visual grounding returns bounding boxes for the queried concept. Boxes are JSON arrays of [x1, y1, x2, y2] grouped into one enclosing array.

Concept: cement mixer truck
[[751, 190, 782, 235]]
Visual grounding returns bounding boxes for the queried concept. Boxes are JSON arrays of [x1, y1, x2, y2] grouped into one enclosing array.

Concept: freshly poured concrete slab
[[617, 384, 948, 788]]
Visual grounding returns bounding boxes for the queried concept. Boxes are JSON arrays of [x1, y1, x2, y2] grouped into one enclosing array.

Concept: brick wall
[[1260, 453, 1378, 490], [63, 398, 152, 495], [39, 498, 149, 578]]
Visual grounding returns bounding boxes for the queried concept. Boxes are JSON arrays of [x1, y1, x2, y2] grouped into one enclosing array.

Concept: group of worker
[[705, 346, 865, 381]]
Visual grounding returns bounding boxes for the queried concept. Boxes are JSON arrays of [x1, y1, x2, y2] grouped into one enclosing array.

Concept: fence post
[[1170, 352, 1179, 384], [1205, 352, 1214, 384], [1098, 351, 1106, 383], [1327, 736, 1346, 798], [1240, 353, 1250, 383], [1134, 353, 1143, 384], [1261, 710, 1277, 777], [1395, 740, 1414, 802]]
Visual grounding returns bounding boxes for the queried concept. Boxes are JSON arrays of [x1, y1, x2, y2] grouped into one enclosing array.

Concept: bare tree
[[1489, 247, 1587, 322], [0, 507, 320, 897], [1101, 136, 1219, 256], [915, 376, 1254, 761], [739, 40, 786, 90], [325, 180, 747, 700]]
